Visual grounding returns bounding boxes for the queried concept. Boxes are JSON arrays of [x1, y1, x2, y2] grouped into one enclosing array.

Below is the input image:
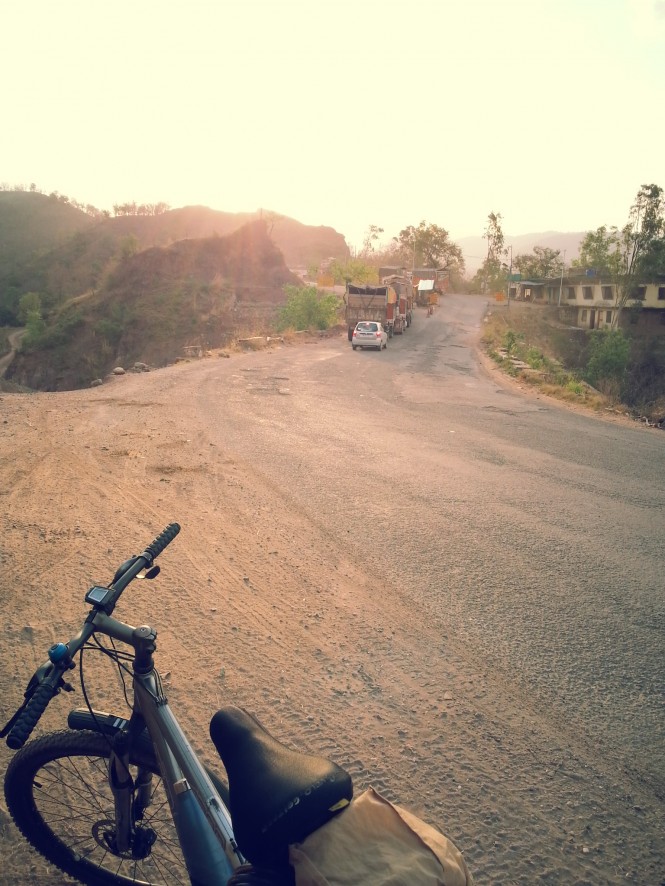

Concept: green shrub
[[18, 292, 42, 324], [277, 285, 341, 331], [502, 329, 526, 355], [503, 329, 517, 353], [22, 310, 84, 351], [526, 347, 544, 369], [21, 310, 47, 349], [585, 329, 630, 388], [94, 317, 124, 347]]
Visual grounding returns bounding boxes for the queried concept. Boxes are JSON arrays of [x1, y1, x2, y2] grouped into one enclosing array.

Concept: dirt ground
[[1, 338, 464, 885], [0, 325, 661, 885]]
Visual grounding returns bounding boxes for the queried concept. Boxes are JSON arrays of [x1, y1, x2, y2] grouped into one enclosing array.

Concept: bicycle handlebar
[[4, 523, 181, 750], [6, 679, 60, 750], [143, 522, 181, 563]]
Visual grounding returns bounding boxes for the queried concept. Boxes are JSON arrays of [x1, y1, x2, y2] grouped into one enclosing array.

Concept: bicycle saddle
[[210, 705, 353, 866]]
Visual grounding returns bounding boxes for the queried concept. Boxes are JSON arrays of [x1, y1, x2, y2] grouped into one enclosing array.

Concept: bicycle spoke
[[7, 735, 190, 885]]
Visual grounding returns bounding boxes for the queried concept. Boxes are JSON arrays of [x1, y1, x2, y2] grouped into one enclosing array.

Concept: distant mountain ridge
[[0, 191, 351, 264], [456, 231, 585, 274]]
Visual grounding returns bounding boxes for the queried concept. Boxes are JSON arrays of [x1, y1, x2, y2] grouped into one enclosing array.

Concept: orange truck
[[345, 277, 414, 341]]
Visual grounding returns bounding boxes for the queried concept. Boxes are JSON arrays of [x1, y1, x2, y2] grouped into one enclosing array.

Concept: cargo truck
[[345, 277, 413, 341]]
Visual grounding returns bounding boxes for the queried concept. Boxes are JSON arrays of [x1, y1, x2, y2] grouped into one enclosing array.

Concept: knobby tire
[[4, 729, 190, 886]]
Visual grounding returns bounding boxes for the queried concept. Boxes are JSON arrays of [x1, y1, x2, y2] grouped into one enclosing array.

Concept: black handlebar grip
[[6, 681, 56, 750], [143, 522, 181, 562]]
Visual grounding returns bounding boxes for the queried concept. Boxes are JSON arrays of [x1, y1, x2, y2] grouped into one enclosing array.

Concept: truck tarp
[[347, 285, 388, 296]]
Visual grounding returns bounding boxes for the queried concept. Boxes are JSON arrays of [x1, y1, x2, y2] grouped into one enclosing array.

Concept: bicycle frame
[[5, 525, 359, 886], [85, 609, 242, 885]]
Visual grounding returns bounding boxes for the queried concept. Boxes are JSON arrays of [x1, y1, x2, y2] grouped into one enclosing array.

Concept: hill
[[0, 191, 94, 266], [457, 231, 585, 274], [0, 192, 96, 324], [67, 205, 349, 269], [5, 220, 302, 391], [0, 191, 349, 326]]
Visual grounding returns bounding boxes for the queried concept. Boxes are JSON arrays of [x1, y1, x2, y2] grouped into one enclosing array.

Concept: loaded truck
[[416, 279, 438, 307], [345, 276, 414, 341]]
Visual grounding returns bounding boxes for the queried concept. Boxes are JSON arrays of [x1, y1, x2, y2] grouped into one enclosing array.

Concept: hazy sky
[[3, 0, 664, 250]]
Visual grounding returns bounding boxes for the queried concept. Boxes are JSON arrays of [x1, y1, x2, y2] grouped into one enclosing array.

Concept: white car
[[351, 321, 388, 351]]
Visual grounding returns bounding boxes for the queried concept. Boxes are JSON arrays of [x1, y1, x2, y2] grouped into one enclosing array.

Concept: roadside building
[[512, 271, 665, 335]]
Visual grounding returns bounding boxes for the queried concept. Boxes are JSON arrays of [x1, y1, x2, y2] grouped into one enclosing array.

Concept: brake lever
[[26, 661, 55, 693], [140, 565, 160, 580]]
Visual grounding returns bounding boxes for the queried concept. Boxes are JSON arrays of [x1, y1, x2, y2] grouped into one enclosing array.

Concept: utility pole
[[558, 249, 567, 307], [505, 245, 513, 309]]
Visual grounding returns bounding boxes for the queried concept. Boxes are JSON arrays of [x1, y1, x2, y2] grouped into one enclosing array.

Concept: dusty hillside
[[5, 221, 302, 392], [0, 193, 350, 329], [149, 206, 351, 268]]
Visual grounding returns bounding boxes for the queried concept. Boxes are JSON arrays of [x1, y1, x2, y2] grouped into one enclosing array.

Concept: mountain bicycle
[[2, 523, 354, 886]]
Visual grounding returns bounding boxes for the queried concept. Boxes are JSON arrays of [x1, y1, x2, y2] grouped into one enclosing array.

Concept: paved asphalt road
[[191, 293, 664, 882]]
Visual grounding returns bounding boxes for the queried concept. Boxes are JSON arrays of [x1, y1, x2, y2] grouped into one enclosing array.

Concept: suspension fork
[[108, 730, 135, 854], [107, 625, 161, 854]]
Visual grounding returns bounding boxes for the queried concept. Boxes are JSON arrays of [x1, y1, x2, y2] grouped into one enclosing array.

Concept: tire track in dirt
[[1, 340, 663, 885]]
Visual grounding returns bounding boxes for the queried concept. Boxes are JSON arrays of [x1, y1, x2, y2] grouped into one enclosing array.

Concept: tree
[[485, 211, 505, 258], [573, 225, 629, 327], [17, 292, 42, 324], [21, 309, 46, 349], [513, 246, 562, 279], [326, 258, 377, 286], [472, 212, 506, 293], [574, 225, 622, 276], [573, 184, 665, 328], [119, 235, 139, 260], [632, 183, 665, 279], [358, 225, 384, 259], [392, 221, 465, 274], [262, 210, 285, 236], [112, 201, 170, 217]]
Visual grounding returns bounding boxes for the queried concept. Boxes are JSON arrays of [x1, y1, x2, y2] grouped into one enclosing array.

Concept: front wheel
[[4, 729, 189, 885]]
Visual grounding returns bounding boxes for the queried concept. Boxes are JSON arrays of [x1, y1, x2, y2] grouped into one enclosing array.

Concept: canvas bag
[[289, 787, 474, 886]]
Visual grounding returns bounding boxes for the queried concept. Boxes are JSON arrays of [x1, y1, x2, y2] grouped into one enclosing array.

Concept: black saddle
[[210, 706, 353, 866]]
